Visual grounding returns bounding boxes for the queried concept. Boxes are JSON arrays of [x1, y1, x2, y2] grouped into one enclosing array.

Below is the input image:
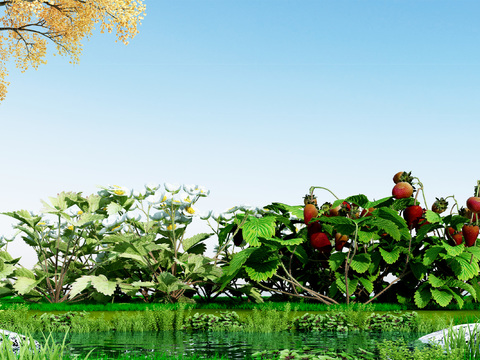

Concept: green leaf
[[428, 274, 446, 288], [87, 195, 101, 213], [379, 247, 401, 264], [274, 203, 304, 219], [446, 278, 477, 300], [14, 267, 35, 280], [329, 252, 347, 271], [431, 288, 453, 307], [414, 286, 432, 308], [106, 203, 123, 216], [450, 253, 480, 281], [226, 248, 257, 277], [335, 277, 358, 295], [13, 276, 44, 295], [90, 275, 117, 296], [345, 194, 370, 208], [242, 216, 276, 247], [359, 277, 374, 294], [448, 289, 464, 309], [264, 237, 305, 246], [410, 262, 427, 280], [443, 242, 464, 257], [392, 198, 416, 211], [357, 230, 376, 244], [185, 242, 207, 255], [182, 233, 211, 252], [245, 257, 280, 282], [368, 218, 401, 241], [350, 253, 371, 274], [465, 246, 480, 260], [332, 199, 345, 208], [287, 244, 308, 265], [425, 210, 442, 224], [423, 246, 443, 266], [367, 197, 395, 209], [0, 263, 15, 279]]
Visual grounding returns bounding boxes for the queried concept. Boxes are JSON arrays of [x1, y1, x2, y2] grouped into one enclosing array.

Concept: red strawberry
[[334, 233, 348, 251], [361, 207, 375, 217], [393, 171, 404, 184], [392, 182, 413, 199], [304, 204, 318, 225], [415, 217, 431, 231], [308, 223, 332, 253], [393, 171, 413, 184], [467, 197, 480, 214], [462, 224, 479, 247], [447, 227, 463, 246], [403, 205, 423, 230], [462, 209, 480, 222]]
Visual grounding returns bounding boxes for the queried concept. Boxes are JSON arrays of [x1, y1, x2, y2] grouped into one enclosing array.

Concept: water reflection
[[32, 330, 430, 359]]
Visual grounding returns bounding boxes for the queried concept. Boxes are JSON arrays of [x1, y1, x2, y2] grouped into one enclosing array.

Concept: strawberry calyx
[[431, 197, 448, 214]]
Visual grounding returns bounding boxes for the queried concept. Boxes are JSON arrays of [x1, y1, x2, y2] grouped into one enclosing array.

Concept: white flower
[[145, 183, 161, 191], [198, 210, 212, 220], [183, 184, 210, 197], [211, 211, 233, 222], [150, 210, 167, 220], [225, 206, 238, 214], [165, 195, 187, 208], [102, 213, 127, 228], [183, 205, 198, 217], [164, 183, 181, 194], [145, 191, 166, 206], [126, 212, 142, 221]]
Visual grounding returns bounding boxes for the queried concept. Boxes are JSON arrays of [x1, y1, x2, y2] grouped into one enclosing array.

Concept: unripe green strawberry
[[392, 182, 413, 199], [467, 197, 480, 214], [462, 224, 479, 247], [304, 204, 318, 225], [431, 197, 448, 214]]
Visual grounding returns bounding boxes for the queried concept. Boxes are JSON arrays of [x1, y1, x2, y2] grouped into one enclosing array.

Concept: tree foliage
[[0, 0, 146, 101]]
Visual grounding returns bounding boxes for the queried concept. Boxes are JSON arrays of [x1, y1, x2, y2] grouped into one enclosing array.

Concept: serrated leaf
[[245, 257, 280, 281], [182, 233, 211, 252], [410, 261, 427, 280], [332, 199, 345, 208], [287, 244, 308, 264], [423, 246, 443, 266], [359, 277, 374, 294], [242, 216, 276, 247], [450, 253, 480, 281], [425, 210, 442, 224], [369, 218, 401, 241], [414, 286, 432, 308], [0, 264, 15, 279], [274, 203, 304, 219], [90, 275, 117, 296], [226, 248, 257, 277], [448, 289, 464, 309], [345, 194, 370, 208], [428, 274, 446, 287], [367, 197, 395, 209], [443, 242, 464, 257], [329, 252, 347, 271], [335, 277, 358, 296], [379, 247, 401, 264], [263, 237, 305, 246], [357, 230, 376, 244], [185, 242, 207, 255], [13, 276, 44, 295], [431, 288, 453, 307], [392, 197, 416, 211], [69, 276, 93, 299], [14, 267, 35, 280], [446, 278, 476, 300], [106, 203, 123, 216], [350, 253, 371, 274], [465, 246, 480, 260]]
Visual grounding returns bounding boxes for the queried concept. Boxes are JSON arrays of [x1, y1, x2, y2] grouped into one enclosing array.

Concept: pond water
[[30, 330, 432, 359]]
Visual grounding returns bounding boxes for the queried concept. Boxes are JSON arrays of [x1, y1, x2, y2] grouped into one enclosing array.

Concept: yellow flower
[[38, 222, 46, 226], [67, 225, 74, 231], [185, 207, 195, 215], [167, 224, 177, 231], [77, 210, 83, 215]]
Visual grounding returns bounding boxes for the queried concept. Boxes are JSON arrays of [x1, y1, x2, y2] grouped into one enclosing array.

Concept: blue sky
[[1, 0, 479, 269]]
